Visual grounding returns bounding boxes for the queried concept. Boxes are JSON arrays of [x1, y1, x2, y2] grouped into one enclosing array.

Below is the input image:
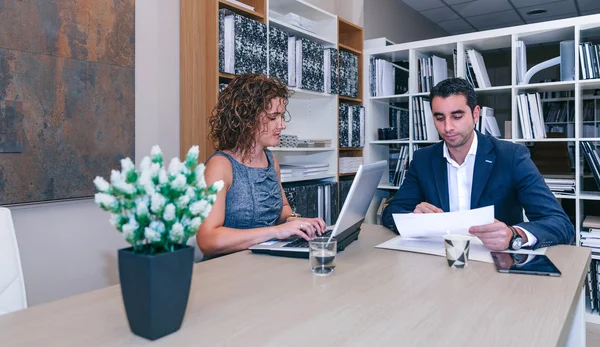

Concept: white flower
[[169, 223, 184, 242], [190, 217, 202, 231], [149, 221, 166, 234], [140, 156, 152, 171], [195, 165, 207, 189], [138, 170, 155, 195], [176, 195, 190, 210], [201, 204, 212, 218], [122, 218, 139, 243], [136, 198, 149, 216], [110, 169, 124, 185], [189, 200, 209, 217], [171, 174, 187, 191], [185, 187, 196, 200], [120, 157, 135, 173], [168, 157, 183, 176], [94, 193, 118, 210], [150, 163, 161, 178], [212, 180, 224, 192], [185, 146, 199, 168], [150, 193, 166, 213], [207, 194, 217, 204], [144, 227, 161, 243], [158, 168, 168, 185], [109, 214, 121, 228], [151, 145, 162, 159], [112, 179, 136, 195], [93, 176, 110, 192], [163, 203, 176, 222]]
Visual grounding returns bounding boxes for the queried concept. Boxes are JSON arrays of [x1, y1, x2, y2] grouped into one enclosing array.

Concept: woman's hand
[[273, 217, 327, 240]]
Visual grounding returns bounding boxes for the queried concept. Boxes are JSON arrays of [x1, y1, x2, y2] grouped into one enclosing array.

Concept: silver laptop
[[250, 160, 386, 258]]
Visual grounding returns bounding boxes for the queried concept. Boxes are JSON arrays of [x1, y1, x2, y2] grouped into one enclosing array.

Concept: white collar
[[443, 130, 478, 167]]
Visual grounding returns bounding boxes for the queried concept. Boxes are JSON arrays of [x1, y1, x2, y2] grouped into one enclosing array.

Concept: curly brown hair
[[209, 73, 292, 163]]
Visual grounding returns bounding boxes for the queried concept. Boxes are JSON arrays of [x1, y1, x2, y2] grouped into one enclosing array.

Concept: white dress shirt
[[442, 131, 537, 247]]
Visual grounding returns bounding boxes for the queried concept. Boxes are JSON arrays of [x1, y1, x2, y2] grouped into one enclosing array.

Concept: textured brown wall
[[0, 0, 135, 204]]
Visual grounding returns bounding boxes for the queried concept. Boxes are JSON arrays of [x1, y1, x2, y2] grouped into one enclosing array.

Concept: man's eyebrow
[[433, 109, 465, 117]]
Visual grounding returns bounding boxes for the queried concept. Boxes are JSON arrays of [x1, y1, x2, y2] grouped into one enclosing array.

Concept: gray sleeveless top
[[208, 150, 283, 229]]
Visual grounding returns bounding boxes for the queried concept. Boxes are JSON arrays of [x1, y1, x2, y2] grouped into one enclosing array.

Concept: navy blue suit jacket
[[382, 131, 574, 249]]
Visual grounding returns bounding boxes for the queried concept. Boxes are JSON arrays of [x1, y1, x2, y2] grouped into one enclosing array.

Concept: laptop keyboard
[[283, 229, 333, 248]]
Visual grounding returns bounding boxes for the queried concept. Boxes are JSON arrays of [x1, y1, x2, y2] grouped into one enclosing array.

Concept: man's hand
[[413, 202, 443, 214], [469, 219, 512, 250]]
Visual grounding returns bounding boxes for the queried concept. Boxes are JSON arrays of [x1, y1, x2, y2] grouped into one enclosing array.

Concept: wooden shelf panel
[[339, 43, 362, 56], [338, 17, 363, 52], [339, 95, 362, 103], [339, 147, 363, 151], [218, 0, 265, 22], [219, 72, 237, 80]]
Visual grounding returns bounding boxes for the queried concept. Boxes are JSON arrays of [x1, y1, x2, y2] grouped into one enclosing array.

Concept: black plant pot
[[118, 244, 194, 340]]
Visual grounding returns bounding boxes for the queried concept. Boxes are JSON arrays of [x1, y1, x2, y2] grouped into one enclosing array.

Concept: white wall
[[305, 0, 364, 26], [364, 0, 448, 44], [10, 0, 181, 306]]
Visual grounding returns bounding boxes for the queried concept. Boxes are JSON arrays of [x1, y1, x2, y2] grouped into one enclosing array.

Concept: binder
[[560, 40, 575, 81]]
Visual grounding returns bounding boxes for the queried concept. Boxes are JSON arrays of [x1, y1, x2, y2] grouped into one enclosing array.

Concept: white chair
[[0, 207, 27, 315]]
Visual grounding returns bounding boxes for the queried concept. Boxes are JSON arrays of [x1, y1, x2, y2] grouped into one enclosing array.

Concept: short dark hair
[[429, 78, 477, 113]]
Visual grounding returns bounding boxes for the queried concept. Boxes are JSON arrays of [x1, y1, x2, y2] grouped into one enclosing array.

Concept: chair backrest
[[0, 207, 27, 315]]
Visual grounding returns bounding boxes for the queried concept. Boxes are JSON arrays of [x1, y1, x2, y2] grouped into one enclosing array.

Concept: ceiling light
[[526, 9, 548, 16]]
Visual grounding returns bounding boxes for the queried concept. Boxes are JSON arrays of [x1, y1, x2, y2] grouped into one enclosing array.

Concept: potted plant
[[94, 145, 223, 340]]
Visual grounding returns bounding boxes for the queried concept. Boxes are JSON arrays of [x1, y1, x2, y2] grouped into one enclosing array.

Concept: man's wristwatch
[[508, 226, 523, 250], [285, 212, 302, 222]]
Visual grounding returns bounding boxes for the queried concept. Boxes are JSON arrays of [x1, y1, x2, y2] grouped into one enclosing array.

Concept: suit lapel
[[470, 132, 496, 208], [432, 145, 449, 212]]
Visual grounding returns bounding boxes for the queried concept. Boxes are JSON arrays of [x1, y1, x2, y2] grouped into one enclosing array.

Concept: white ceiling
[[400, 0, 600, 35]]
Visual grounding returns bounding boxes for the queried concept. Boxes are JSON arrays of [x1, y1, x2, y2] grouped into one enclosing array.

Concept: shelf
[[552, 193, 576, 200], [377, 184, 399, 190], [580, 192, 600, 201], [579, 78, 600, 90], [339, 172, 357, 177], [474, 86, 511, 94], [541, 96, 600, 102], [512, 138, 577, 143], [586, 311, 600, 325], [339, 147, 363, 151], [580, 138, 600, 142], [369, 94, 410, 103], [411, 92, 429, 97], [269, 146, 335, 152], [339, 43, 362, 56], [219, 0, 265, 22], [268, 17, 336, 47], [515, 81, 575, 92], [281, 172, 336, 183], [219, 72, 237, 80], [289, 87, 336, 99], [370, 140, 410, 145], [339, 95, 362, 103]]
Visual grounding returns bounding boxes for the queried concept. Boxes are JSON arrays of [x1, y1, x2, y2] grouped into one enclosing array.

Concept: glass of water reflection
[[309, 237, 337, 276]]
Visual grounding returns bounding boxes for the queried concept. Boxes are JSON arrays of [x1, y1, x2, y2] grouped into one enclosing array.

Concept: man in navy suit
[[382, 78, 574, 250]]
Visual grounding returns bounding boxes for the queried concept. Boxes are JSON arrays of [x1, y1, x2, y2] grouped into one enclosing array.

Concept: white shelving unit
[[363, 14, 600, 324], [265, 0, 339, 184]]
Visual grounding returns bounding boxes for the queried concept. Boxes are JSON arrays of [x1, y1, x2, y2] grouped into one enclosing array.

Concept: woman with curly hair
[[196, 73, 326, 257]]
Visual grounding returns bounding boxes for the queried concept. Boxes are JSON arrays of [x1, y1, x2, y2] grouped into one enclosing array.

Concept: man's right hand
[[413, 202, 443, 214]]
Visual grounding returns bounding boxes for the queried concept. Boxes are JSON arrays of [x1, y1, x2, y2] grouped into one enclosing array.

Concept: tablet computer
[[490, 252, 561, 277]]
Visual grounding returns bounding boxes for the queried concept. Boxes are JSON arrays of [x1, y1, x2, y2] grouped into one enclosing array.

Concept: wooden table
[[0, 224, 590, 346]]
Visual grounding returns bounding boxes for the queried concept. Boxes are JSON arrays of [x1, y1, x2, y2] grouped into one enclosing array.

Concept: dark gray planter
[[118, 245, 194, 340]]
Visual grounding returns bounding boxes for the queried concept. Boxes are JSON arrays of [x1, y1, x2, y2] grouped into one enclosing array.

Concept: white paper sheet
[[392, 205, 495, 238], [375, 236, 546, 264]]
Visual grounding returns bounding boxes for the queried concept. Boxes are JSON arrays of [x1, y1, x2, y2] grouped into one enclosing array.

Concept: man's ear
[[472, 105, 481, 124]]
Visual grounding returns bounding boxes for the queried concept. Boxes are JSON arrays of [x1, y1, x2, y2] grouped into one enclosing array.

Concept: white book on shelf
[[483, 108, 501, 138], [527, 93, 543, 139], [224, 14, 235, 73], [422, 99, 439, 141], [467, 49, 491, 88], [295, 39, 302, 88], [535, 93, 546, 138], [323, 49, 330, 93], [287, 36, 296, 86], [431, 55, 448, 87]]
